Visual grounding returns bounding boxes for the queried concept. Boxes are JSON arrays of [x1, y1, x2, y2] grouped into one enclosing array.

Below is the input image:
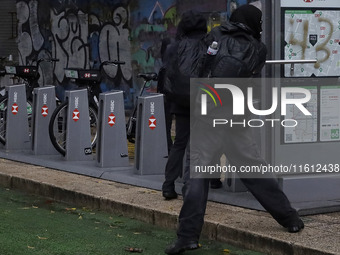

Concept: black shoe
[[210, 179, 223, 189], [165, 239, 199, 254], [287, 218, 304, 233], [162, 190, 178, 200]]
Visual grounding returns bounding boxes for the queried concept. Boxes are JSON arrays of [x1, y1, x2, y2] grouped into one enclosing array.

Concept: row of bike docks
[[0, 83, 169, 175], [2, 83, 340, 215]]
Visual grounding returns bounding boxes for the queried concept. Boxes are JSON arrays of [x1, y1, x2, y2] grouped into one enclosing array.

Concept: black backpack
[[202, 30, 262, 78], [192, 28, 266, 119], [163, 36, 206, 107]]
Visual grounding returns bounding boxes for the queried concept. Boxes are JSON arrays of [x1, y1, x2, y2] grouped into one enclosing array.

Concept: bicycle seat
[[138, 73, 158, 82]]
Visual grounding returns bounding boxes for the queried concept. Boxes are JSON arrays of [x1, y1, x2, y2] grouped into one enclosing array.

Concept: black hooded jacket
[[164, 11, 207, 115]]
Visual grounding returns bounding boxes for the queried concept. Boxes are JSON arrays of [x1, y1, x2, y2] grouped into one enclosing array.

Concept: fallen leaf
[[27, 246, 35, 249], [19, 207, 30, 210], [117, 234, 123, 238], [133, 232, 141, 235], [37, 236, 48, 240], [78, 215, 83, 220], [50, 210, 55, 214], [125, 247, 143, 253], [32, 206, 38, 209], [223, 248, 230, 253], [66, 208, 77, 211]]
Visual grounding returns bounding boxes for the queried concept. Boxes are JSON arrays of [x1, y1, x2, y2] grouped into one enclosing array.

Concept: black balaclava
[[230, 4, 262, 39], [176, 10, 207, 39]]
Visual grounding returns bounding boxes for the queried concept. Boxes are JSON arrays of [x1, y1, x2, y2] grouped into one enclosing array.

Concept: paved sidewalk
[[0, 158, 339, 255]]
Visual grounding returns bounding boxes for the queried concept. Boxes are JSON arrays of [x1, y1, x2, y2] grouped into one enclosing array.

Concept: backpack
[[193, 28, 266, 119], [163, 36, 206, 107], [202, 30, 262, 78]]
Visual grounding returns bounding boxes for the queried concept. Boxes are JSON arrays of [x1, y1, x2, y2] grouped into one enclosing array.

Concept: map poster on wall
[[283, 9, 340, 77], [281, 0, 339, 8], [284, 86, 318, 143], [320, 86, 340, 141]]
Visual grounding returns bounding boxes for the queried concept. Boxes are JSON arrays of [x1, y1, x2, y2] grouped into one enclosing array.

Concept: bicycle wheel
[[0, 95, 33, 145], [49, 102, 98, 156], [0, 96, 7, 144], [89, 104, 98, 149]]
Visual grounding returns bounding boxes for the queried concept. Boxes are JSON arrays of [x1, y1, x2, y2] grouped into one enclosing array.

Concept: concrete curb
[[0, 164, 338, 255]]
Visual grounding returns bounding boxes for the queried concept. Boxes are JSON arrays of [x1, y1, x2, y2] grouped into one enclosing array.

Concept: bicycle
[[48, 60, 125, 156], [126, 72, 158, 143], [0, 58, 59, 145]]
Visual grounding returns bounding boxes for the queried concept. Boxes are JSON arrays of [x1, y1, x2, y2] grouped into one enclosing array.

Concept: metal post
[[134, 93, 168, 175], [65, 89, 93, 161], [97, 90, 129, 168], [265, 59, 317, 76], [32, 86, 58, 155], [5, 84, 31, 151]]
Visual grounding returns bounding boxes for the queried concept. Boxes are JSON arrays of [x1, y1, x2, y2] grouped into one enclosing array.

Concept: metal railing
[[265, 59, 317, 76]]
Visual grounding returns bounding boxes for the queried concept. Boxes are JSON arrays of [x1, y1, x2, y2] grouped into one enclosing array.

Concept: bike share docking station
[[0, 83, 171, 206], [32, 86, 58, 155], [64, 88, 93, 161], [4, 84, 30, 151], [134, 93, 168, 175], [97, 90, 129, 168]]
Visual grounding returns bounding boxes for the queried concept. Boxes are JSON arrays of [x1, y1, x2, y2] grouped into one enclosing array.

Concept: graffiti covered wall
[[15, 0, 257, 106], [16, 0, 135, 105], [129, 0, 177, 93]]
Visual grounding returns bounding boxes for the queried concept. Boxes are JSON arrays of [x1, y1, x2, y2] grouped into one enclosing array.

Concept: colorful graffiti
[[129, 1, 177, 92], [15, 0, 258, 105], [16, 0, 134, 105]]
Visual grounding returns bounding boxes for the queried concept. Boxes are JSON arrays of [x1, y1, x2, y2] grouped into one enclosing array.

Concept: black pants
[[162, 114, 190, 192], [177, 119, 299, 241], [164, 97, 174, 153]]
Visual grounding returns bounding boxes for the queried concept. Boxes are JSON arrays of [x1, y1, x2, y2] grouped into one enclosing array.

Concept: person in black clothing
[[165, 5, 304, 255], [161, 11, 207, 200], [157, 37, 175, 153]]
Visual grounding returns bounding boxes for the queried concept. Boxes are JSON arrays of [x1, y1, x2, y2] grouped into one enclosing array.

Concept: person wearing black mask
[[165, 5, 304, 255], [161, 11, 208, 200]]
